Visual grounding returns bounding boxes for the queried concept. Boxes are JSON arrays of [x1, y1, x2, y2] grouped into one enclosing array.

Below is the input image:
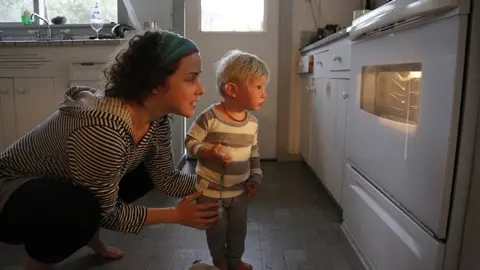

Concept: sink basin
[[36, 36, 66, 42]]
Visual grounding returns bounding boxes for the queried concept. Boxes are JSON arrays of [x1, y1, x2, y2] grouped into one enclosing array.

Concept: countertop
[[300, 26, 352, 53], [0, 38, 125, 47]]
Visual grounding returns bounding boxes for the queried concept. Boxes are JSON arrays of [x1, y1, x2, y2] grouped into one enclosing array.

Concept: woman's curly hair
[[103, 31, 183, 104]]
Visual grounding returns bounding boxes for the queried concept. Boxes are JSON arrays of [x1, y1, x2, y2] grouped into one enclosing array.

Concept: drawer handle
[[333, 55, 341, 62]]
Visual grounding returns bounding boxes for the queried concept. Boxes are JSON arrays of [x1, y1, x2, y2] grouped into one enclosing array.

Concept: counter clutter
[[300, 26, 352, 53], [0, 38, 125, 47]]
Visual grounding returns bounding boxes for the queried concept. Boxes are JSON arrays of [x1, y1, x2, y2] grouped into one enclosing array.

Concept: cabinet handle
[[316, 60, 322, 66], [342, 92, 349, 99], [0, 88, 8, 94], [16, 88, 26, 94], [333, 55, 341, 61]]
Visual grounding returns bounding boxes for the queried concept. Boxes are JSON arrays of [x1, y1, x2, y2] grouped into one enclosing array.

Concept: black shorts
[[0, 163, 153, 264]]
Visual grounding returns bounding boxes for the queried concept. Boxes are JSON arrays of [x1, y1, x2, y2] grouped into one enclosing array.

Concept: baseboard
[[277, 153, 303, 162]]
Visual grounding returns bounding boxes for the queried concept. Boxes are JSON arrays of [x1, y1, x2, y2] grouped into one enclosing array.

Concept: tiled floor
[[0, 161, 364, 270]]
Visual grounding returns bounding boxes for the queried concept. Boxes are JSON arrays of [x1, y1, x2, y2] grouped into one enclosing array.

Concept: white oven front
[[345, 14, 468, 239], [350, 0, 471, 40]]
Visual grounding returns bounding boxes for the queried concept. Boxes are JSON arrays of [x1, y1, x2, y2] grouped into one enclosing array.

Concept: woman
[[0, 30, 219, 270]]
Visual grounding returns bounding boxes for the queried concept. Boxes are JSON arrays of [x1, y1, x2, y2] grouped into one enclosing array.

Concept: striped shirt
[[185, 104, 262, 198], [0, 86, 197, 234]]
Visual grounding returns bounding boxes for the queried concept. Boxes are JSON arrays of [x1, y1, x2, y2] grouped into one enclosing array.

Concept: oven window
[[360, 63, 422, 125]]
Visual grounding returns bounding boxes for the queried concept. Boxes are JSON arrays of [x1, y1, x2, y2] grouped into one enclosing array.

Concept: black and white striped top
[[0, 86, 197, 234]]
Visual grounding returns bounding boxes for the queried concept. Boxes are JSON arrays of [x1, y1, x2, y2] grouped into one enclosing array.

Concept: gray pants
[[197, 194, 248, 268]]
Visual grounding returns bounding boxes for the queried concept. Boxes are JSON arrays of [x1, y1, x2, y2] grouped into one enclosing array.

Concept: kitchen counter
[[0, 38, 125, 47], [300, 26, 352, 53]]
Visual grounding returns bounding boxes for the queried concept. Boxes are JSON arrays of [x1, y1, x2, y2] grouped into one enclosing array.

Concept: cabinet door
[[300, 77, 314, 165], [319, 79, 337, 191], [311, 78, 325, 180], [14, 78, 55, 138], [332, 79, 349, 205], [0, 78, 16, 151], [69, 80, 103, 89]]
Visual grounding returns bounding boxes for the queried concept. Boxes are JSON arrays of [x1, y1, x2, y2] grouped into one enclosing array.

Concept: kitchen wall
[[126, 0, 186, 166], [284, 0, 361, 157], [172, 0, 360, 160]]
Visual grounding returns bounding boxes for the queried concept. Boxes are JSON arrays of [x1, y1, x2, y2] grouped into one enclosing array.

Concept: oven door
[[345, 15, 468, 239]]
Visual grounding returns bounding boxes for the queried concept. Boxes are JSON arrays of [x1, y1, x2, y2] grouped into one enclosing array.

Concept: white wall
[[127, 0, 185, 166], [288, 0, 360, 154]]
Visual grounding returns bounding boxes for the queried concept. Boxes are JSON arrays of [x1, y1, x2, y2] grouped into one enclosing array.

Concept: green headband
[[158, 31, 199, 66]]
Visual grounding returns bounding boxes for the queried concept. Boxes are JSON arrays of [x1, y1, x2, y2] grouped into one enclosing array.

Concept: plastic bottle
[[21, 2, 32, 25]]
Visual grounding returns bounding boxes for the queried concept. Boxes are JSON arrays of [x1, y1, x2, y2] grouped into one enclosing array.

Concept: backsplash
[[0, 24, 116, 40]]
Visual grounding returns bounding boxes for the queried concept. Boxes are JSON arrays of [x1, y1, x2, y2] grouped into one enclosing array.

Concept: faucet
[[30, 13, 51, 38]]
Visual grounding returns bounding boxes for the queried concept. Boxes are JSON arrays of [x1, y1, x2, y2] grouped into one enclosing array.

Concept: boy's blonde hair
[[215, 49, 269, 97]]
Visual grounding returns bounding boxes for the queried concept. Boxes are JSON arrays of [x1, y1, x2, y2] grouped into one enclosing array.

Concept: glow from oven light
[[409, 71, 422, 79]]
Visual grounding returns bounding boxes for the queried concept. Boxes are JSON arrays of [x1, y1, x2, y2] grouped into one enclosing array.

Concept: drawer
[[297, 55, 313, 74], [329, 39, 351, 71], [342, 164, 444, 270], [313, 50, 329, 78], [69, 62, 106, 81]]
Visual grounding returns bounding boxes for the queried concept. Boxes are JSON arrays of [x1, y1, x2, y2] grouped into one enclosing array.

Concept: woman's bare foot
[[233, 261, 253, 270], [87, 230, 124, 260]]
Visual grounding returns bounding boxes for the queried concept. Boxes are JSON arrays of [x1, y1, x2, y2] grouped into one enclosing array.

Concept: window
[[1, 0, 117, 24], [200, 0, 265, 32], [0, 0, 32, 22], [360, 63, 422, 125]]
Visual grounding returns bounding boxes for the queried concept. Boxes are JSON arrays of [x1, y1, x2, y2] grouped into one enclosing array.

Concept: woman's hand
[[173, 192, 219, 229], [199, 144, 232, 163]]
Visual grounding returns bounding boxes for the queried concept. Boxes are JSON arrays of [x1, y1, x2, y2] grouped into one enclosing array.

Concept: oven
[[345, 13, 469, 240], [351, 0, 471, 40]]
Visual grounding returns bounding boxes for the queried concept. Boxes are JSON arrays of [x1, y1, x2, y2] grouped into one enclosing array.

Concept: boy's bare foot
[[233, 261, 253, 270]]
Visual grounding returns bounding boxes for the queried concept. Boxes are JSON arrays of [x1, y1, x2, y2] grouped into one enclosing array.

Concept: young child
[[185, 49, 269, 270]]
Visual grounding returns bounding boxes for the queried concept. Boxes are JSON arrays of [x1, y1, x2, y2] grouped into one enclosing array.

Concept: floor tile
[[0, 162, 364, 270]]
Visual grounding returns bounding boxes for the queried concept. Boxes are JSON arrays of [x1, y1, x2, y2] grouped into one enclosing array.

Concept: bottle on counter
[[21, 2, 33, 25]]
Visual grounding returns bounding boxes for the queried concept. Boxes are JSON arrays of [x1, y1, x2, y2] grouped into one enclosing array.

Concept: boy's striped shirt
[[185, 104, 262, 198]]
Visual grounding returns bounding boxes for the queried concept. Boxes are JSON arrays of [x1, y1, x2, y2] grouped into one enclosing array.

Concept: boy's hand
[[245, 180, 259, 200], [199, 144, 232, 164]]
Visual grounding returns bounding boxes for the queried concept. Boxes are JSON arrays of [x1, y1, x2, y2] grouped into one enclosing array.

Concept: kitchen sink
[[35, 36, 66, 42]]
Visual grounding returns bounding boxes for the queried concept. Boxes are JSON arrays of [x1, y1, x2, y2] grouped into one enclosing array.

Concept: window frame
[[197, 0, 268, 34], [0, 0, 126, 28]]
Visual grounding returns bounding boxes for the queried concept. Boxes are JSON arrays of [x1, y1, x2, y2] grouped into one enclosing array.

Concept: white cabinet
[[300, 77, 314, 167], [299, 37, 351, 206], [0, 78, 16, 150], [14, 78, 56, 138], [313, 77, 349, 205], [332, 79, 349, 204], [0, 77, 56, 151], [309, 78, 323, 180]]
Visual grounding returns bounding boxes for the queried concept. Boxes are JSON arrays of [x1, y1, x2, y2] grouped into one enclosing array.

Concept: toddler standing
[[185, 49, 269, 270]]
